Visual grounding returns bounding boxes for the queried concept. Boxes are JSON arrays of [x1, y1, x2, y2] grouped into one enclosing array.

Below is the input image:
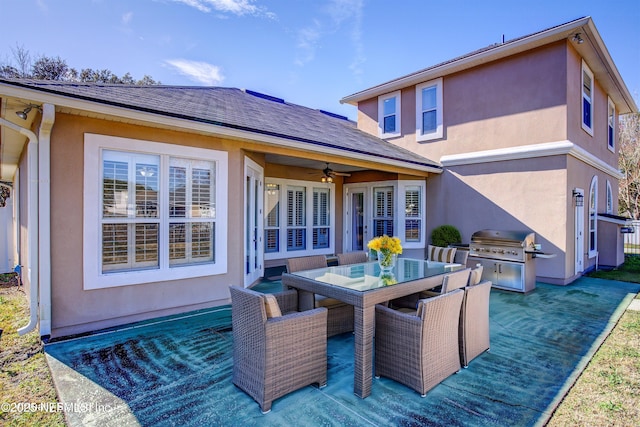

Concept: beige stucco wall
[[566, 43, 620, 168], [357, 42, 570, 162], [49, 114, 250, 337], [427, 156, 568, 282]]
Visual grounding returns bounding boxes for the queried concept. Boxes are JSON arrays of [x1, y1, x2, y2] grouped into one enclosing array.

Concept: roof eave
[[0, 80, 442, 176]]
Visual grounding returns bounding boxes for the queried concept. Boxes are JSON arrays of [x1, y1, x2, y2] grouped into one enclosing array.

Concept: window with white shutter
[[84, 134, 227, 289], [287, 186, 306, 251], [313, 188, 330, 249], [373, 186, 394, 237], [404, 186, 421, 242]]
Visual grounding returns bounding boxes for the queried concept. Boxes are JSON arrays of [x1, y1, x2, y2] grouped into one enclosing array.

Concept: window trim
[[83, 133, 228, 290], [607, 97, 615, 152], [398, 181, 426, 249], [378, 91, 401, 138], [415, 78, 443, 141], [264, 177, 335, 260], [581, 61, 594, 136]]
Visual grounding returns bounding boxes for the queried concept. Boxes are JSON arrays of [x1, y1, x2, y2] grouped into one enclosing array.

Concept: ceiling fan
[[321, 163, 350, 183]]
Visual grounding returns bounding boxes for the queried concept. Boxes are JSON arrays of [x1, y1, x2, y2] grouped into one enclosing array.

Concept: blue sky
[[1, 0, 638, 120]]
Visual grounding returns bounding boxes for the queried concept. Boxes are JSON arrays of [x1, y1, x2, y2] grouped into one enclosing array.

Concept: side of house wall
[[426, 155, 568, 282], [356, 41, 569, 162], [49, 114, 246, 338]]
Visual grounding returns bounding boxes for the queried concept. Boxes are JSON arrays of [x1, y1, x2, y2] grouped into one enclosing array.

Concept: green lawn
[[588, 255, 640, 283]]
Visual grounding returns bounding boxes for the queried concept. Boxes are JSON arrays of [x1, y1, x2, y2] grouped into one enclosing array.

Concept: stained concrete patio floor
[[45, 277, 640, 427]]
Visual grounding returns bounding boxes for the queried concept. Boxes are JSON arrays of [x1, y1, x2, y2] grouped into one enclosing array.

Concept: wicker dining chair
[[375, 289, 464, 397], [336, 251, 369, 265], [459, 280, 492, 367], [419, 268, 471, 298], [229, 286, 328, 414], [286, 255, 354, 337]]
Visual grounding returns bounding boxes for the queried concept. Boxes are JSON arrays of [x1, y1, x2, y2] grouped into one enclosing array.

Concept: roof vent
[[245, 89, 285, 104], [319, 110, 349, 121]]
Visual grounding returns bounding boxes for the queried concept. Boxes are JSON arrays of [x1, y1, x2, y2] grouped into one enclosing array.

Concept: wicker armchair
[[336, 252, 369, 265], [419, 268, 471, 299], [459, 280, 492, 367], [286, 255, 354, 337], [375, 289, 464, 396], [229, 286, 328, 413]]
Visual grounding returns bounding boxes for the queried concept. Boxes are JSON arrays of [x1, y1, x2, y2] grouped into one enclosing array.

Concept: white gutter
[[38, 104, 55, 337], [0, 117, 39, 336]]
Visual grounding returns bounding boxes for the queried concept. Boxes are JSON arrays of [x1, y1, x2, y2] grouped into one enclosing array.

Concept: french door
[[244, 157, 264, 287], [574, 188, 584, 275], [345, 186, 369, 252]]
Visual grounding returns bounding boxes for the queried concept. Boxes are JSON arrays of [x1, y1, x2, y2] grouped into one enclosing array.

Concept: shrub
[[430, 225, 462, 247]]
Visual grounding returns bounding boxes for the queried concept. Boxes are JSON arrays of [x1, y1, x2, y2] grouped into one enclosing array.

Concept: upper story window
[[608, 97, 615, 152], [582, 61, 594, 135], [378, 91, 401, 138], [415, 78, 443, 141], [84, 134, 228, 290]]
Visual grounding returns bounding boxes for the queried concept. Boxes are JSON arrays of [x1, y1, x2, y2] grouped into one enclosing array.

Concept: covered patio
[[45, 277, 640, 427]]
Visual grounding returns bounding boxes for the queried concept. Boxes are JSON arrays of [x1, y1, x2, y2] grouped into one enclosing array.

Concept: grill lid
[[470, 229, 535, 248]]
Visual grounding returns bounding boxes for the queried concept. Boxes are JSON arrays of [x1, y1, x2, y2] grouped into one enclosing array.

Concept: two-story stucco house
[[341, 16, 637, 285], [0, 16, 635, 339]]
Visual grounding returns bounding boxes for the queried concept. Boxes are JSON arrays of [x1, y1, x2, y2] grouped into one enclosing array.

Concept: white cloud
[[295, 21, 322, 66], [122, 11, 133, 25], [170, 0, 274, 18], [293, 0, 366, 77], [165, 59, 225, 85]]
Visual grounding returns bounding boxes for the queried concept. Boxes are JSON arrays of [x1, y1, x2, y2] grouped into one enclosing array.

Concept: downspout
[[38, 104, 55, 339], [0, 116, 39, 336]]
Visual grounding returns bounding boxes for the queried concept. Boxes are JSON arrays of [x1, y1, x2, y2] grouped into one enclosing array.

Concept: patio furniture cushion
[[468, 265, 484, 286], [315, 295, 347, 309], [427, 245, 457, 263], [263, 294, 282, 318]]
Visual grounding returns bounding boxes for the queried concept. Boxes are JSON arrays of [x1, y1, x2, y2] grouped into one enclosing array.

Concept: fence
[[624, 220, 640, 255]]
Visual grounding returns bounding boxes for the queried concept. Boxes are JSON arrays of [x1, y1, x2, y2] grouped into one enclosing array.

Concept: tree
[[619, 112, 640, 219], [0, 45, 159, 84], [31, 55, 69, 80]]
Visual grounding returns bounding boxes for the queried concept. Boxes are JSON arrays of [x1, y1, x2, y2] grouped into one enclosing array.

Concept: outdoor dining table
[[281, 257, 462, 398]]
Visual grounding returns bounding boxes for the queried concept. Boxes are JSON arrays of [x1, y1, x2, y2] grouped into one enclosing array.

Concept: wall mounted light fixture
[[572, 189, 584, 207], [572, 33, 584, 44], [15, 104, 42, 120]]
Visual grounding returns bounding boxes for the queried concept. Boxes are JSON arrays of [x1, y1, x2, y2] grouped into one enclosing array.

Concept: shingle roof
[[1, 79, 441, 170]]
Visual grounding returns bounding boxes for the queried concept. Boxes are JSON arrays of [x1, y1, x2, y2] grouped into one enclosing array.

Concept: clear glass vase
[[377, 250, 397, 273]]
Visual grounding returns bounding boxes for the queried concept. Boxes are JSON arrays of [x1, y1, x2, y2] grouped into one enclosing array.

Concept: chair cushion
[[427, 245, 457, 263], [469, 266, 484, 286], [315, 295, 346, 308], [264, 294, 282, 318]]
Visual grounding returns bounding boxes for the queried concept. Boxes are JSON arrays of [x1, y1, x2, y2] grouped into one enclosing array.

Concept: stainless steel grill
[[469, 229, 537, 293]]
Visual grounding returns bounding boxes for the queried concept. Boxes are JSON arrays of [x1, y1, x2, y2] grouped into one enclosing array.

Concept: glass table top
[[289, 258, 462, 292]]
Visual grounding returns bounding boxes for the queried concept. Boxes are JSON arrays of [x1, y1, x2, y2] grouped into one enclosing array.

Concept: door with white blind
[[244, 157, 264, 287], [345, 187, 369, 252]]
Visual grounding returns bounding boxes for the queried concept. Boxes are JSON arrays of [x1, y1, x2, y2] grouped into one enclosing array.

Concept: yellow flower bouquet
[[367, 235, 402, 272]]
